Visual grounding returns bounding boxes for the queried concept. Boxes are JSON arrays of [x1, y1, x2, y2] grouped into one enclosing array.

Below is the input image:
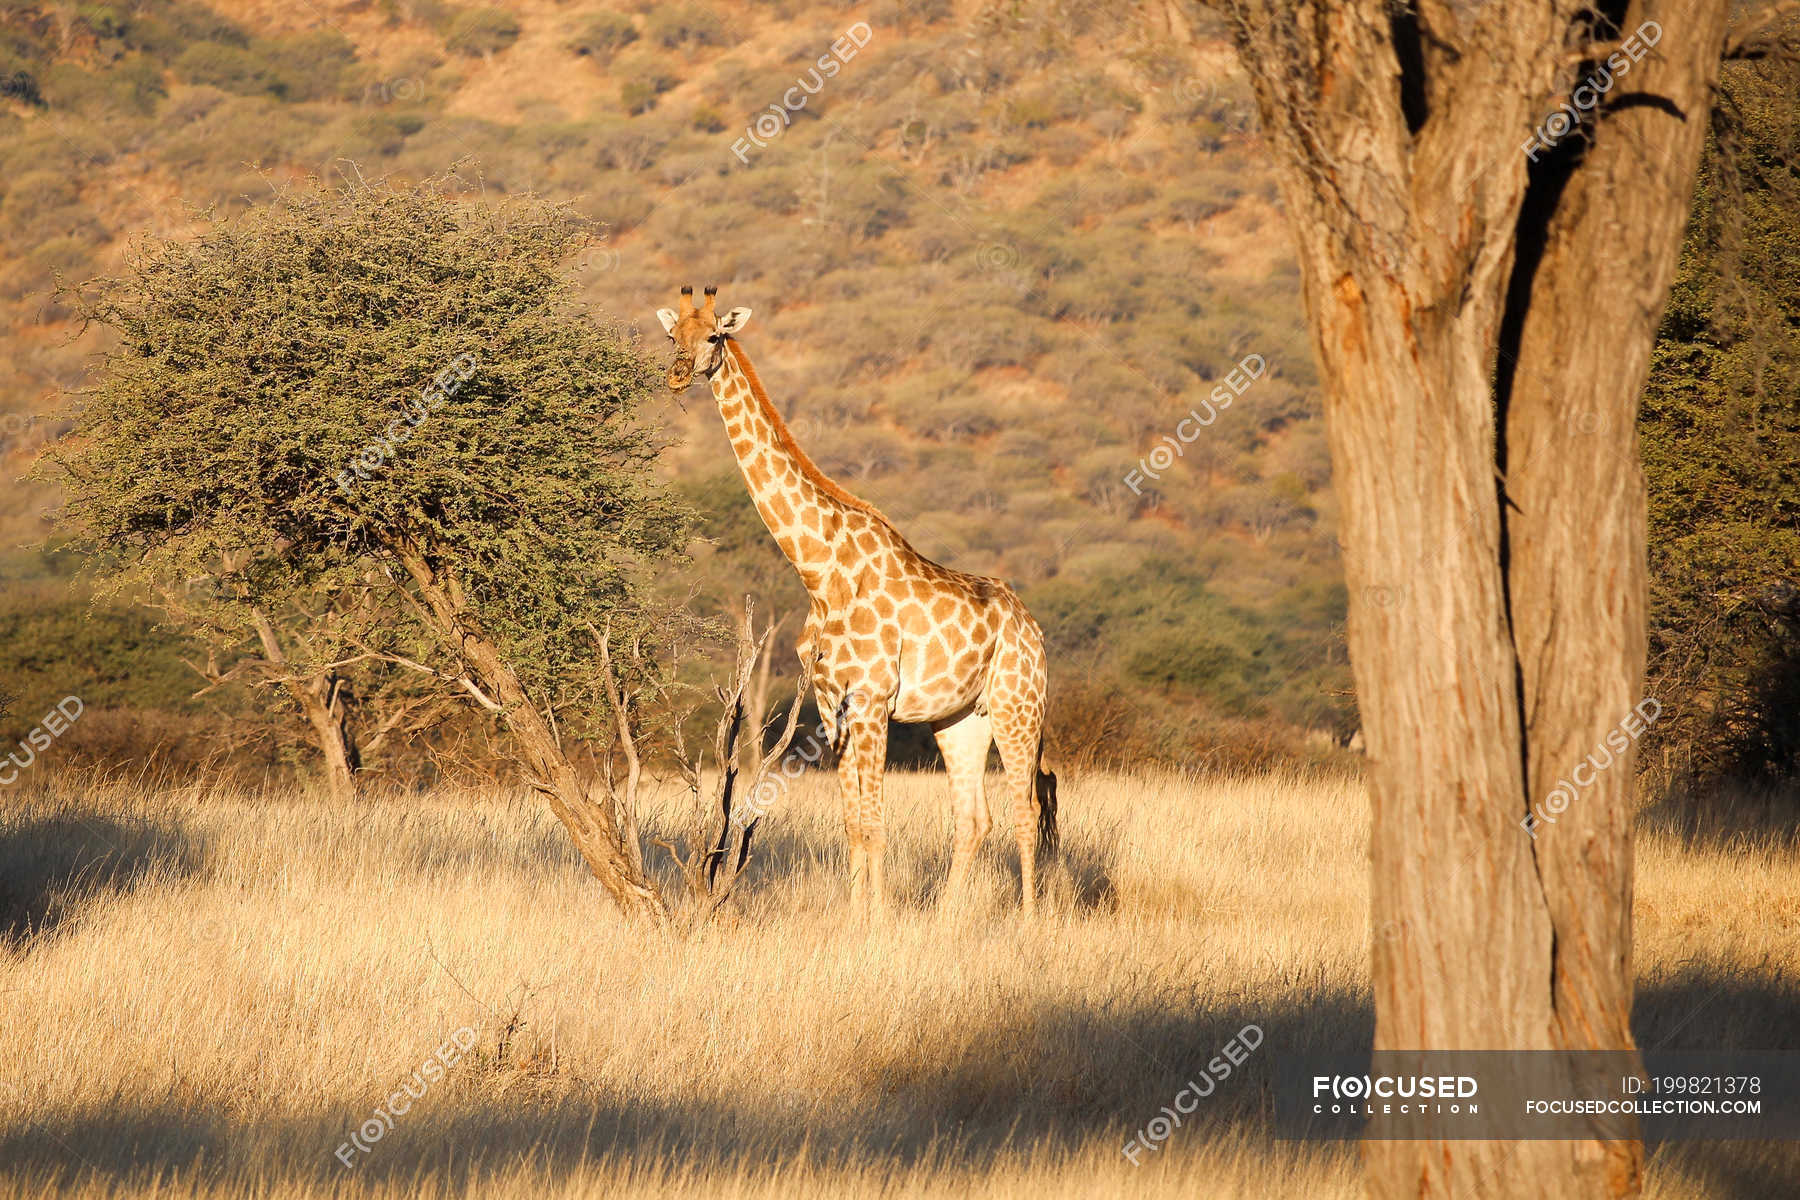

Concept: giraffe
[[657, 285, 1058, 916]]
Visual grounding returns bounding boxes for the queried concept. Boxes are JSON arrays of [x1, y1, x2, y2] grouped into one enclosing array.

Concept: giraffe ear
[[655, 308, 679, 335], [716, 306, 752, 335]]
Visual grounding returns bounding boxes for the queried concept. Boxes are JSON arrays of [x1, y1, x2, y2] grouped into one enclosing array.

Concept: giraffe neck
[[709, 341, 862, 592]]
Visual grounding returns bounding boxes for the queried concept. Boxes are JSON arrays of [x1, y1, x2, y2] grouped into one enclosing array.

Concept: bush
[[444, 8, 521, 57], [569, 12, 638, 61], [645, 2, 727, 49], [347, 112, 426, 157], [620, 79, 658, 115], [3, 170, 79, 232], [273, 30, 359, 101], [615, 56, 677, 114], [174, 41, 277, 96], [590, 113, 673, 168]]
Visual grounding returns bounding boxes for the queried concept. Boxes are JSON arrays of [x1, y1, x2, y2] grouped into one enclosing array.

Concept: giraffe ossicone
[[657, 284, 1058, 916]]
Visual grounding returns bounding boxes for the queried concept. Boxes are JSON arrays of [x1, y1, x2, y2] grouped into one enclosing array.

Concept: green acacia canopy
[[49, 175, 687, 702]]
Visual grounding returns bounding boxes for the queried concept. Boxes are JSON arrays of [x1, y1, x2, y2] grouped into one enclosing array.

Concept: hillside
[[0, 0, 1349, 770]]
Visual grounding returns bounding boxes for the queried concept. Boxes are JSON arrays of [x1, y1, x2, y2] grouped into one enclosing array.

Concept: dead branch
[[648, 598, 813, 933]]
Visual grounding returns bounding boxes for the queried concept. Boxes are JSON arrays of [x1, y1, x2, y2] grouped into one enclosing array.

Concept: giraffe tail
[[1035, 754, 1059, 864]]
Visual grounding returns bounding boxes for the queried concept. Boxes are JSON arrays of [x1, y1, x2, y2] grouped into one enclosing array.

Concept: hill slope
[[0, 0, 1350, 766]]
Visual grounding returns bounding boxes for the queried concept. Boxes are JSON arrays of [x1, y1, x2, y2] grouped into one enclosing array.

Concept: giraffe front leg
[[837, 734, 867, 916], [840, 689, 891, 921]]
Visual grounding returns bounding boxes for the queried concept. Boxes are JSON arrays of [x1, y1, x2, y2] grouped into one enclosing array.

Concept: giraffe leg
[[990, 650, 1049, 918], [856, 704, 891, 920], [994, 726, 1041, 917], [837, 725, 868, 916], [932, 705, 991, 909], [837, 690, 892, 919]]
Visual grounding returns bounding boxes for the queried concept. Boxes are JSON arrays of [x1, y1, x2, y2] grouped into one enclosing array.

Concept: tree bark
[[250, 608, 361, 804], [390, 542, 667, 923], [1206, 1, 1731, 1195]]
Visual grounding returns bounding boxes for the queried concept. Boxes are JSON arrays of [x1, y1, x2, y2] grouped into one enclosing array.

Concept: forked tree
[[1178, 1, 1785, 1196]]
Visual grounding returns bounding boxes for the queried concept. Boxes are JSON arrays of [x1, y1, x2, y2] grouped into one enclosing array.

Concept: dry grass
[[0, 766, 1794, 1198]]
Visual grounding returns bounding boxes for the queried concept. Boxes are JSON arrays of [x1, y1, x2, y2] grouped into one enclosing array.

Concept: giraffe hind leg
[[993, 705, 1051, 910], [989, 628, 1050, 916], [932, 705, 992, 910]]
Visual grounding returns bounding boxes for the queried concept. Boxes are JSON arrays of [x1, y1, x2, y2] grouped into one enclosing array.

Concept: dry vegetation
[[1, 767, 1794, 1198], [0, 0, 1354, 776]]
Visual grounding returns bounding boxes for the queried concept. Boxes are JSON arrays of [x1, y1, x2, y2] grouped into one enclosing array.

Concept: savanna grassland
[[2, 767, 1796, 1199]]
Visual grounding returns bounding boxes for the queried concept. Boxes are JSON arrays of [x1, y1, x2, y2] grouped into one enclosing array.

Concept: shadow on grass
[[0, 970, 1793, 1195], [1638, 779, 1800, 854], [0, 811, 200, 945], [0, 982, 1370, 1189]]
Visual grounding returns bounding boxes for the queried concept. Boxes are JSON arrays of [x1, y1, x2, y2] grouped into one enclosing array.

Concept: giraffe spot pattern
[[689, 319, 1050, 911]]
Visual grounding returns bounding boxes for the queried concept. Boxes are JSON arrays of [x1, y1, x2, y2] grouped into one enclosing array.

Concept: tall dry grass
[[0, 765, 1794, 1198]]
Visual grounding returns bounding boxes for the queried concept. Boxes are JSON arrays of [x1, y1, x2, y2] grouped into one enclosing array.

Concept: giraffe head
[[656, 285, 751, 390]]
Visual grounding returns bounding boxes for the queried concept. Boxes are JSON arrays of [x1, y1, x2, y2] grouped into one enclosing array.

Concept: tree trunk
[[298, 675, 361, 804], [1206, 2, 1731, 1195], [250, 608, 361, 804], [391, 543, 667, 923]]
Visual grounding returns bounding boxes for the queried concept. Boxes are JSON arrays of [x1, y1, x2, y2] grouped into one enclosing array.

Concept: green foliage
[[444, 8, 521, 57], [0, 0, 1360, 771], [0, 550, 210, 744], [615, 53, 678, 115], [1027, 558, 1351, 734], [46, 176, 688, 706], [174, 31, 356, 102], [645, 2, 727, 50], [39, 53, 165, 114], [101, 2, 252, 60], [570, 12, 638, 61], [1641, 60, 1800, 784]]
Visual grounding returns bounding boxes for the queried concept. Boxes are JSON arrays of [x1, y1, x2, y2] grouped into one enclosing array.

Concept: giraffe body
[[658, 286, 1056, 915]]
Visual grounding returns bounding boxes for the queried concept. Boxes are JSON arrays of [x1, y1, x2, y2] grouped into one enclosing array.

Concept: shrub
[[645, 2, 726, 49], [174, 41, 275, 95], [273, 30, 359, 101], [0, 67, 42, 106], [444, 8, 521, 57], [615, 56, 677, 114], [590, 113, 673, 168], [620, 79, 658, 115], [3, 169, 79, 235], [569, 11, 638, 60], [347, 112, 426, 157]]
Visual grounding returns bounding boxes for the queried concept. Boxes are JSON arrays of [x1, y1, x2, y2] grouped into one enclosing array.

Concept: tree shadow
[[0, 960, 1792, 1196], [1635, 967, 1800, 1200], [0, 813, 200, 946], [1635, 964, 1800, 1052], [0, 983, 1372, 1189], [1638, 779, 1800, 854]]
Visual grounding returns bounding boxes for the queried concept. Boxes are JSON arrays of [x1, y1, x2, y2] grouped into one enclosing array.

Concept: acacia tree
[[1175, 1, 1786, 1196], [49, 176, 684, 920], [155, 561, 456, 800]]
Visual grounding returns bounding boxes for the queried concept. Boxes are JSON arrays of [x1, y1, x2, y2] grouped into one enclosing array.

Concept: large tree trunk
[[1206, 1, 1731, 1196], [391, 543, 667, 923]]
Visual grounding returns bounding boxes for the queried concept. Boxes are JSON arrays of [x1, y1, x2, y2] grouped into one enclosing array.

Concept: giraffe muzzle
[[667, 354, 696, 390]]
